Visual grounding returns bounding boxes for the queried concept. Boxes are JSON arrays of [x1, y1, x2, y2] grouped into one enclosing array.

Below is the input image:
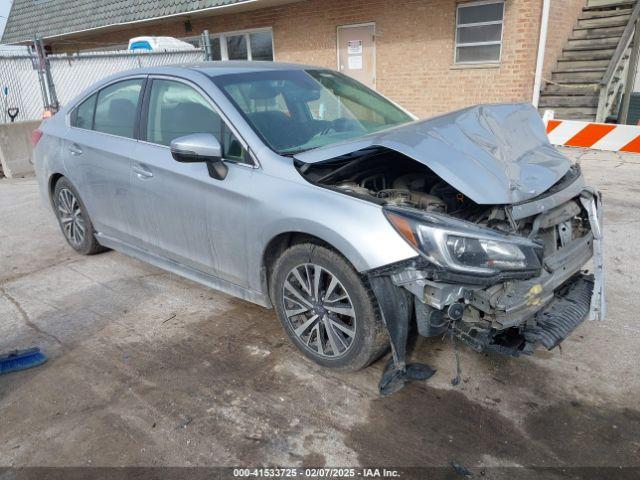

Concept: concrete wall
[[0, 120, 39, 178], [49, 0, 546, 119]]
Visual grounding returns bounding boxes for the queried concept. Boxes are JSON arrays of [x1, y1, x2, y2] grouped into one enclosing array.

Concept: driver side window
[[147, 79, 221, 147], [222, 123, 247, 163], [146, 79, 250, 164]]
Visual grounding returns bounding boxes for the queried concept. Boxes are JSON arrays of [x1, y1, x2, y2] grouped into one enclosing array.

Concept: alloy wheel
[[282, 263, 357, 358], [57, 188, 86, 247]]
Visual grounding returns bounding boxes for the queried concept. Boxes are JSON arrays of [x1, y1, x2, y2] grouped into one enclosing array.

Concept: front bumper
[[523, 274, 594, 350]]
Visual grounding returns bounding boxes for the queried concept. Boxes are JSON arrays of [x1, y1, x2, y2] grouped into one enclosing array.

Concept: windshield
[[211, 69, 413, 154]]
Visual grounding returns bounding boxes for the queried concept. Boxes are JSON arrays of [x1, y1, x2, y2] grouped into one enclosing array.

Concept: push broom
[[0, 348, 47, 375]]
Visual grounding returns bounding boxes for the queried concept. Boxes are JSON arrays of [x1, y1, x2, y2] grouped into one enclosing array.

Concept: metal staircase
[[539, 0, 640, 122]]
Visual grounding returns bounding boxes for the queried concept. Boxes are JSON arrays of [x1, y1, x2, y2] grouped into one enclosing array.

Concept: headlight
[[384, 206, 542, 276], [446, 235, 532, 271]]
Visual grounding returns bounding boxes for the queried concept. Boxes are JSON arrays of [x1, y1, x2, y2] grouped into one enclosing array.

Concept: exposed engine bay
[[308, 152, 592, 256], [301, 150, 489, 217], [300, 148, 546, 235]]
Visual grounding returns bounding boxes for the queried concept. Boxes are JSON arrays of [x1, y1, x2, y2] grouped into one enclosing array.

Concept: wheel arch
[[47, 173, 99, 231], [48, 172, 65, 207], [260, 230, 367, 305]]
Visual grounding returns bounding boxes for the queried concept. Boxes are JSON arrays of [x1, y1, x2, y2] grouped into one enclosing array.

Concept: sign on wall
[[347, 40, 363, 55]]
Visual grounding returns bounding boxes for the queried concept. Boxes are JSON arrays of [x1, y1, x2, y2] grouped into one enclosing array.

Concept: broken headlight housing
[[384, 206, 543, 276]]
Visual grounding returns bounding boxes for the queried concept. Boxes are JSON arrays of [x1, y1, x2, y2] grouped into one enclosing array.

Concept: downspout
[[532, 0, 552, 108]]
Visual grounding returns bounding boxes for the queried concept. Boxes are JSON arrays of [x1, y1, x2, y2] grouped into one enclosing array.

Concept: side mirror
[[170, 133, 228, 180]]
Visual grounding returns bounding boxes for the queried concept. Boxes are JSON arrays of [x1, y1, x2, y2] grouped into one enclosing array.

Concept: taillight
[[31, 129, 43, 147]]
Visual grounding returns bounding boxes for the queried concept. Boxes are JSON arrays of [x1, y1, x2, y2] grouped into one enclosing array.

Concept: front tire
[[270, 243, 389, 371], [53, 177, 105, 255]]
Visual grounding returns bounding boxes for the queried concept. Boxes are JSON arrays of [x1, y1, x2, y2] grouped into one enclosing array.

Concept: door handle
[[68, 144, 83, 156], [133, 163, 153, 179]]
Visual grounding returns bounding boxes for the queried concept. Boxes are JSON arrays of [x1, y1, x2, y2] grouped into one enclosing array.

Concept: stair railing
[[596, 0, 640, 122]]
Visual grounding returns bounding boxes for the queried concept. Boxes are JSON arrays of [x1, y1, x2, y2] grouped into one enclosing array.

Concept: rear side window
[[93, 79, 143, 138], [71, 93, 97, 130]]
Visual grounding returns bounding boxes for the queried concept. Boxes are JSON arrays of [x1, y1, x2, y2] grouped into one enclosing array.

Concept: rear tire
[[270, 243, 389, 371], [53, 177, 106, 255]]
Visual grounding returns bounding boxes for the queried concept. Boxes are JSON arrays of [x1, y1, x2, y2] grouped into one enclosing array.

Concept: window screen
[[71, 93, 97, 130], [226, 35, 248, 60], [93, 79, 143, 138], [249, 31, 274, 61], [210, 37, 222, 61], [214, 30, 274, 61], [455, 1, 504, 64]]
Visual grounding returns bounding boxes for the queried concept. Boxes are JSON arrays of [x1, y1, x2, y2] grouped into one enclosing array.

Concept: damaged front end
[[295, 104, 605, 395], [361, 165, 605, 395], [382, 169, 605, 357]]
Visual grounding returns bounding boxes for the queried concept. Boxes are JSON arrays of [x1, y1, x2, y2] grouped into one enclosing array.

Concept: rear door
[[65, 77, 146, 244], [129, 77, 254, 284]]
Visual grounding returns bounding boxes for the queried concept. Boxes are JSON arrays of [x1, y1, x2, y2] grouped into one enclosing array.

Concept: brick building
[[0, 0, 609, 119]]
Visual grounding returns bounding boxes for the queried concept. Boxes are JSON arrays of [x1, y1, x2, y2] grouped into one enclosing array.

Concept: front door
[[130, 77, 253, 286], [337, 24, 376, 89]]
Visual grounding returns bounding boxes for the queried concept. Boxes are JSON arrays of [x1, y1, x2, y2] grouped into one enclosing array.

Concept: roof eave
[[2, 0, 302, 45]]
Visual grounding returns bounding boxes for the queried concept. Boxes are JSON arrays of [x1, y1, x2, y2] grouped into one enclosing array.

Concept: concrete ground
[[0, 147, 639, 474]]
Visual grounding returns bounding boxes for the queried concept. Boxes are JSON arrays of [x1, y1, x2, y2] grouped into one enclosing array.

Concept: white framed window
[[185, 28, 274, 61], [455, 0, 504, 65]]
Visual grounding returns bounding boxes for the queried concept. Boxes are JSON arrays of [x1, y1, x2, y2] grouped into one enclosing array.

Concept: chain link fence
[[0, 48, 204, 124], [0, 53, 43, 124]]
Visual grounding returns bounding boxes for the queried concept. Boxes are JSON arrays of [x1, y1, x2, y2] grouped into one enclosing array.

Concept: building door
[[337, 23, 376, 89]]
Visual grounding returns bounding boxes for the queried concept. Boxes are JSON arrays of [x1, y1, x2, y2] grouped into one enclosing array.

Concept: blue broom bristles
[[0, 348, 48, 375]]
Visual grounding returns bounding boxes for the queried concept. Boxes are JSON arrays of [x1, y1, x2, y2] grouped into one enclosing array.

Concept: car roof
[[113, 61, 321, 79], [190, 61, 319, 76], [61, 61, 326, 115]]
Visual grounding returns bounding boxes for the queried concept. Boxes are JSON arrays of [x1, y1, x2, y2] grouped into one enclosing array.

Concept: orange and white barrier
[[544, 111, 640, 154]]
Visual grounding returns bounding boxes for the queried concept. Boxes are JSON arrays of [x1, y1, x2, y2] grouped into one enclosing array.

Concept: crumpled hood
[[294, 103, 570, 205]]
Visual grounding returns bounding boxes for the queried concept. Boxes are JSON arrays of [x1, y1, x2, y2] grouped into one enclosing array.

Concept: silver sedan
[[33, 62, 604, 394]]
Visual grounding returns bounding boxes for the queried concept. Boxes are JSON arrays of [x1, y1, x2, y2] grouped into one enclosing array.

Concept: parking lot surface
[[0, 148, 639, 473]]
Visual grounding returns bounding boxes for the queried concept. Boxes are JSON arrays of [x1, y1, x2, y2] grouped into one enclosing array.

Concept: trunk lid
[[294, 103, 570, 205]]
